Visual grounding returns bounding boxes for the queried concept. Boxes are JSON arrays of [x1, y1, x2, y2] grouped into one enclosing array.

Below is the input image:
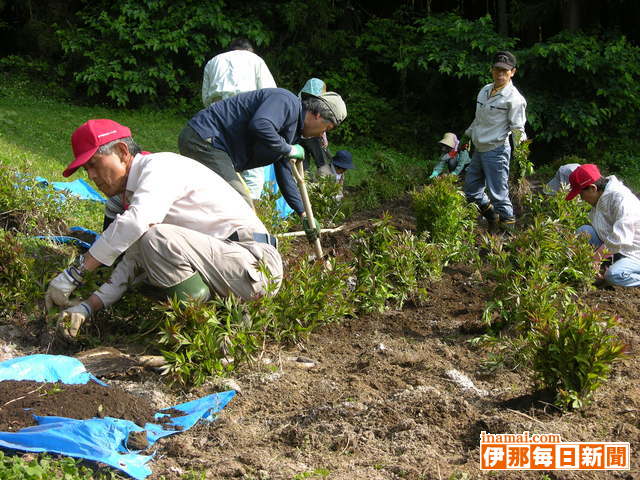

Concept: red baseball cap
[[566, 164, 602, 201], [63, 119, 132, 177]]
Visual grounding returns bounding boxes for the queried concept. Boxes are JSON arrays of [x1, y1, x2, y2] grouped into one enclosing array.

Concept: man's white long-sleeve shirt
[[89, 152, 268, 306], [589, 175, 640, 263], [465, 81, 527, 152], [201, 50, 276, 107]]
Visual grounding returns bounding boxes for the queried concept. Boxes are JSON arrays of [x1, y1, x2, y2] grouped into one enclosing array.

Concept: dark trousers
[[178, 125, 253, 207]]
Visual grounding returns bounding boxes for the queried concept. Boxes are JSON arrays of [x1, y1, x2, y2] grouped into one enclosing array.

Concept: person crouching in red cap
[[566, 164, 640, 287], [45, 119, 283, 341]]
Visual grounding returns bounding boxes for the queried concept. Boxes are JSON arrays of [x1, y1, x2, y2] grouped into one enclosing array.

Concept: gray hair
[[96, 137, 141, 157], [302, 96, 336, 124]]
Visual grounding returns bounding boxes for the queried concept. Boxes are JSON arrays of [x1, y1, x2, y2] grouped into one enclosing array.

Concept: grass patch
[[0, 74, 187, 182]]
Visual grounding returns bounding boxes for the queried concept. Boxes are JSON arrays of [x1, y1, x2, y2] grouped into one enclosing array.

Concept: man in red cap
[[566, 164, 640, 287], [45, 119, 283, 340]]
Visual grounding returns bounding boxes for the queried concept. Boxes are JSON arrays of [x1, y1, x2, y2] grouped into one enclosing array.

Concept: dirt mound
[[0, 380, 159, 431]]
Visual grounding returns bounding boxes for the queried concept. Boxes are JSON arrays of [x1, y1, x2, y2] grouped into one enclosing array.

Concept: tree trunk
[[497, 0, 508, 36], [563, 0, 580, 31]]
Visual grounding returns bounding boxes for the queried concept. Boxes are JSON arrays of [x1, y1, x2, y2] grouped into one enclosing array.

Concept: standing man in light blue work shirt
[[463, 51, 527, 230]]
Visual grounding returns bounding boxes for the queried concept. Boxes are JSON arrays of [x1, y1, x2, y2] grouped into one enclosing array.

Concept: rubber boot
[[480, 203, 500, 232], [164, 272, 211, 303], [499, 217, 516, 234]]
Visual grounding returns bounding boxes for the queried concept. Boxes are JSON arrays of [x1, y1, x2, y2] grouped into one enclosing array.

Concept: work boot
[[163, 272, 211, 303], [499, 217, 516, 234], [480, 204, 500, 232]]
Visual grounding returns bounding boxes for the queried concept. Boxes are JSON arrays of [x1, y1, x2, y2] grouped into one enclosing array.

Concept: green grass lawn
[[0, 74, 426, 190], [0, 77, 187, 181]]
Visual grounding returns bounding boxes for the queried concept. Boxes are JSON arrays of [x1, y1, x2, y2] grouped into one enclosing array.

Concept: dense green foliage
[[531, 304, 625, 409], [351, 216, 444, 313], [57, 0, 270, 107], [411, 176, 477, 245], [478, 208, 624, 409], [0, 452, 118, 480]]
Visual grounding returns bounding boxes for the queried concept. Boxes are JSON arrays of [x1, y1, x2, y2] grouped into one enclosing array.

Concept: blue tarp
[[0, 355, 235, 479], [34, 226, 100, 250], [35, 177, 106, 203], [264, 165, 294, 218]]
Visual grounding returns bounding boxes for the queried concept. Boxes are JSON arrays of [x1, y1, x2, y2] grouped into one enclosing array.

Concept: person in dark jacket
[[178, 87, 347, 241]]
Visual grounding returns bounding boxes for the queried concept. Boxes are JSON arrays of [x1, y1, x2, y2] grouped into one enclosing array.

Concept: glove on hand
[[289, 144, 305, 160], [428, 172, 438, 180], [57, 302, 92, 341], [45, 261, 85, 311], [302, 217, 322, 243]]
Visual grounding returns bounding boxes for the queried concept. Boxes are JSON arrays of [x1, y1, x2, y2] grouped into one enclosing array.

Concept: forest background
[[1, 0, 639, 187]]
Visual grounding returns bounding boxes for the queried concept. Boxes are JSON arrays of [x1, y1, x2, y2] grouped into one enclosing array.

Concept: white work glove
[[45, 260, 86, 311], [57, 302, 92, 342]]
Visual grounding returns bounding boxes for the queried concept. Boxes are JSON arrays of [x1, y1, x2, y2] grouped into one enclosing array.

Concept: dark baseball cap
[[493, 51, 517, 70]]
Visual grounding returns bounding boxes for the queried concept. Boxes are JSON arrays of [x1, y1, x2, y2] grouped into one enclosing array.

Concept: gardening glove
[[428, 172, 438, 180], [302, 216, 322, 243], [56, 301, 92, 342], [289, 144, 305, 160], [45, 262, 86, 311], [317, 164, 334, 177]]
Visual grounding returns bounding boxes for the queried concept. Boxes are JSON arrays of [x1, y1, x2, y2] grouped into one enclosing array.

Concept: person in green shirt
[[428, 132, 471, 180]]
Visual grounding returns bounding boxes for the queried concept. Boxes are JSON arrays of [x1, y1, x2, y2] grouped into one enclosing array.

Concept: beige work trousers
[[137, 224, 282, 301]]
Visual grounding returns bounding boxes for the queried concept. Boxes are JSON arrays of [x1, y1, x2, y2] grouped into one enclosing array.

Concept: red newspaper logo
[[480, 432, 629, 471]]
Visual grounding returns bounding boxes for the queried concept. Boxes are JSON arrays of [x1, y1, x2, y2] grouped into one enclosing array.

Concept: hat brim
[[493, 62, 515, 70], [565, 187, 582, 201], [334, 162, 354, 170], [62, 148, 96, 177]]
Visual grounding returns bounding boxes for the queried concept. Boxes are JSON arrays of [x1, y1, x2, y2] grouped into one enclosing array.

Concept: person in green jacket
[[428, 132, 471, 180]]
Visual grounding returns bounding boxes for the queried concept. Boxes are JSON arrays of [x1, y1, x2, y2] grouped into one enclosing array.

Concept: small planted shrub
[[411, 176, 477, 244], [158, 295, 259, 386], [486, 215, 597, 293], [482, 267, 574, 332], [252, 258, 356, 343], [254, 182, 294, 235], [510, 134, 533, 214], [307, 175, 347, 227], [0, 231, 39, 319], [531, 303, 625, 409], [351, 215, 444, 313], [158, 258, 355, 384], [523, 190, 590, 231]]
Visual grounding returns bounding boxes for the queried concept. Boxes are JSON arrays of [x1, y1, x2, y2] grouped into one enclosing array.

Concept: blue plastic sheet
[[264, 165, 294, 219], [34, 226, 100, 249], [0, 355, 105, 385], [35, 176, 106, 203], [33, 235, 92, 250], [0, 355, 235, 479]]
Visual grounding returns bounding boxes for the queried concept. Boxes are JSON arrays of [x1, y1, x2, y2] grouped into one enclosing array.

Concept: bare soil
[[0, 380, 159, 431], [1, 197, 639, 479]]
